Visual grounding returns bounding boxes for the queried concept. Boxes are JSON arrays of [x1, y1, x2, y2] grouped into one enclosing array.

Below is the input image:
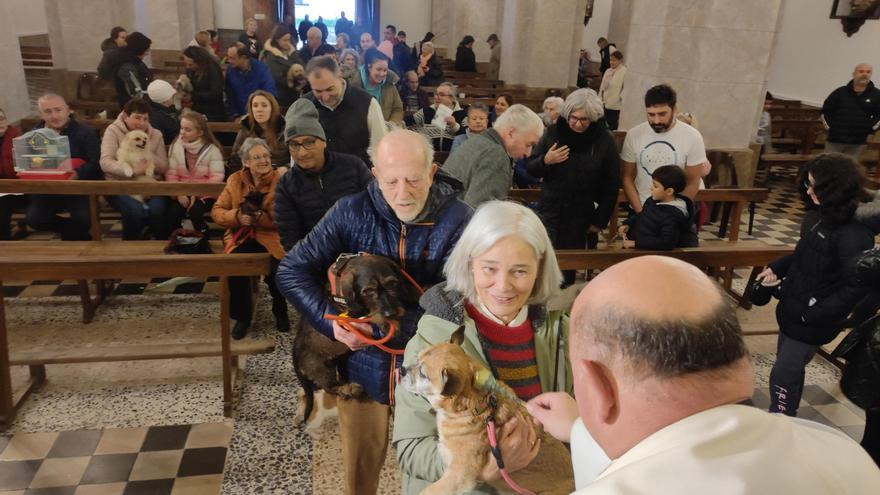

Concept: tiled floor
[[0, 422, 230, 494]]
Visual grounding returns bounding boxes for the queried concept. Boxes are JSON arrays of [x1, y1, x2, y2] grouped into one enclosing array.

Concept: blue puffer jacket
[[276, 172, 473, 404]]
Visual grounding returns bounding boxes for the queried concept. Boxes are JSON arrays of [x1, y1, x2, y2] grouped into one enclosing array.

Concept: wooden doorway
[[242, 0, 278, 42]]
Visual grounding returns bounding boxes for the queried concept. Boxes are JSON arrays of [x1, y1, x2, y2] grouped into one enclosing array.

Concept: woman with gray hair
[[211, 137, 288, 339], [540, 96, 565, 126], [392, 200, 572, 494], [526, 88, 620, 287]]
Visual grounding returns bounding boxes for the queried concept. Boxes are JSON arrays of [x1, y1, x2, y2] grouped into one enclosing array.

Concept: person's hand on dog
[[177, 196, 190, 208], [479, 415, 540, 481], [527, 392, 580, 443], [332, 320, 370, 351]]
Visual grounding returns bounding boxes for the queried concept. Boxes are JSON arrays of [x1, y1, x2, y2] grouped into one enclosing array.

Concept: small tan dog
[[116, 130, 156, 203], [175, 74, 193, 109], [400, 327, 575, 495], [287, 63, 307, 93]]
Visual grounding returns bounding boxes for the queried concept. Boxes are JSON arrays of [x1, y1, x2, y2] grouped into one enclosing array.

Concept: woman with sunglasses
[[526, 88, 620, 288], [274, 99, 372, 253], [758, 153, 874, 417]]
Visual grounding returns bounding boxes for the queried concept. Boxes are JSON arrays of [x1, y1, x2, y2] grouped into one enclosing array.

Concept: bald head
[[571, 256, 746, 378], [307, 27, 322, 48]]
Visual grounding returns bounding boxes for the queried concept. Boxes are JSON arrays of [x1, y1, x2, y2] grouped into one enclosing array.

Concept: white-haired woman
[[405, 81, 466, 151], [416, 41, 443, 86], [392, 200, 573, 494], [526, 88, 620, 287], [211, 137, 288, 340], [540, 96, 564, 127]]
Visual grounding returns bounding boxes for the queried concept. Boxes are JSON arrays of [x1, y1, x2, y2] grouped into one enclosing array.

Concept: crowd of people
[[2, 14, 880, 495]]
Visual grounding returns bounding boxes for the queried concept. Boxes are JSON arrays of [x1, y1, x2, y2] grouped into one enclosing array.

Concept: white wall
[[767, 0, 880, 106], [213, 0, 243, 29], [0, 0, 31, 121], [380, 0, 432, 43], [9, 0, 47, 35], [581, 0, 612, 52]]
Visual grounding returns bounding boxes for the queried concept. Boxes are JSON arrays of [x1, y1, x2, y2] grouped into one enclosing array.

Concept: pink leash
[[485, 394, 537, 495]]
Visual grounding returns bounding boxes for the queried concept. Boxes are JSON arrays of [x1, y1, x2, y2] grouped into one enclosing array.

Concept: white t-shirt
[[620, 121, 707, 204]]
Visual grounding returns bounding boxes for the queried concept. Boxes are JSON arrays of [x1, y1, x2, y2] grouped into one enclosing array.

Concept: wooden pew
[[555, 240, 793, 306], [0, 240, 274, 425], [0, 180, 226, 241], [507, 187, 769, 242]]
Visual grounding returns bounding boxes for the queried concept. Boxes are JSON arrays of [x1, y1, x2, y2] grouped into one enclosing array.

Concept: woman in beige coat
[[599, 50, 626, 130]]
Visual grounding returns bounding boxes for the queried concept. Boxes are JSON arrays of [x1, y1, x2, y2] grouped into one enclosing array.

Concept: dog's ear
[[440, 368, 464, 397], [449, 325, 466, 346]]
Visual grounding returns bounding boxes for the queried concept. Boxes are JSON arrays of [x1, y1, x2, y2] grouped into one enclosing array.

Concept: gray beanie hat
[[284, 99, 326, 142]]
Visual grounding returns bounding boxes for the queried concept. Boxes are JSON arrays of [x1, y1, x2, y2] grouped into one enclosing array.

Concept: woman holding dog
[[393, 200, 573, 494], [165, 110, 225, 233], [182, 46, 227, 122], [212, 137, 288, 339], [260, 24, 304, 108], [230, 90, 288, 174]]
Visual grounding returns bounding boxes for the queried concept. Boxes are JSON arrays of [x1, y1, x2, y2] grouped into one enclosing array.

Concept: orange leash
[[323, 314, 405, 355]]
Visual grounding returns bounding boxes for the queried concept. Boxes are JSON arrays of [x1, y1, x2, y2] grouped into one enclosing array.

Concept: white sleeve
[[570, 417, 612, 489], [620, 131, 638, 162], [367, 98, 387, 155], [686, 130, 708, 166]]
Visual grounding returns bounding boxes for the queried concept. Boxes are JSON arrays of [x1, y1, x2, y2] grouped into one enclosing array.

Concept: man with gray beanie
[[146, 79, 179, 145], [274, 98, 372, 252]]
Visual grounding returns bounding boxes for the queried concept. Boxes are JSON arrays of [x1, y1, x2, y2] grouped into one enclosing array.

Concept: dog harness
[[485, 393, 538, 495]]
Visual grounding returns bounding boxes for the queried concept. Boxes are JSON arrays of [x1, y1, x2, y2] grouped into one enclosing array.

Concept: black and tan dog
[[292, 253, 421, 432], [400, 327, 575, 495]]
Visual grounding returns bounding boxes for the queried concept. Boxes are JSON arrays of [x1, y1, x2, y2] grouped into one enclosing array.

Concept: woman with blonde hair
[[165, 110, 225, 232], [416, 41, 443, 86], [230, 90, 287, 173]]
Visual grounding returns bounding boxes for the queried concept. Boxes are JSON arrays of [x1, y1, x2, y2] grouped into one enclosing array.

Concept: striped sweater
[[465, 303, 541, 401]]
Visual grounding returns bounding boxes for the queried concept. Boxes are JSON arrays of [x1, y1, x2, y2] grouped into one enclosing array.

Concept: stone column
[[498, 0, 587, 87], [432, 0, 502, 63], [45, 0, 135, 71], [617, 0, 783, 150], [194, 0, 215, 31], [0, 0, 30, 121]]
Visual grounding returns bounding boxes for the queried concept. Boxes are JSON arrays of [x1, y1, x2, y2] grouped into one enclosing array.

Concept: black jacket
[[822, 81, 880, 145], [394, 42, 413, 74], [304, 84, 373, 164], [418, 54, 444, 87], [187, 65, 228, 122], [454, 46, 477, 72], [147, 100, 180, 146], [526, 117, 620, 248], [99, 48, 153, 108], [770, 210, 874, 345], [36, 117, 102, 180], [599, 43, 616, 74], [624, 195, 699, 250], [273, 150, 373, 251]]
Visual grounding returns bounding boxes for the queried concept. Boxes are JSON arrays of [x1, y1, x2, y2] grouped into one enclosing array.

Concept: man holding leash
[[276, 129, 472, 494]]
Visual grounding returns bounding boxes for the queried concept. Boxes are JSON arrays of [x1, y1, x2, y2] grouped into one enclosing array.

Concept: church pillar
[[617, 0, 784, 149], [0, 0, 30, 121]]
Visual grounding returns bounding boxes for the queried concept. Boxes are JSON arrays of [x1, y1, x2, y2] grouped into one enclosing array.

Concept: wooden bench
[[0, 240, 274, 425], [0, 180, 227, 241], [555, 240, 793, 306], [507, 187, 769, 242]]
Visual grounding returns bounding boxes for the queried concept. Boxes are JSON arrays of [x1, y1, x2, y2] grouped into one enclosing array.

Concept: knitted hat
[[147, 80, 176, 104], [284, 99, 326, 142], [124, 32, 152, 56]]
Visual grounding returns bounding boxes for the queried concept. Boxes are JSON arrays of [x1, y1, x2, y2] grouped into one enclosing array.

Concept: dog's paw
[[333, 383, 364, 400], [121, 164, 134, 178]]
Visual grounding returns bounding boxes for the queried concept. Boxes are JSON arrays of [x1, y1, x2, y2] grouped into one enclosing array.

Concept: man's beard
[[650, 121, 671, 132]]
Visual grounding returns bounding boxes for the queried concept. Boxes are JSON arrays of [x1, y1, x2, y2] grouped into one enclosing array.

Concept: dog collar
[[328, 252, 370, 309]]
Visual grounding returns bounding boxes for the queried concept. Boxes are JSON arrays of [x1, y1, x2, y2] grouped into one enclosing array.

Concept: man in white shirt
[[527, 256, 880, 494], [620, 84, 706, 212]]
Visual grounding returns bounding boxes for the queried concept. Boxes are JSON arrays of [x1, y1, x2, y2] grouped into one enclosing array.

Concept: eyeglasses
[[568, 115, 590, 125], [289, 139, 318, 152], [247, 153, 271, 162]]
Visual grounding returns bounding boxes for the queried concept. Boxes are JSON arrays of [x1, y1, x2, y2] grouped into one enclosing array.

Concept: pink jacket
[[99, 113, 168, 180], [165, 139, 225, 183]]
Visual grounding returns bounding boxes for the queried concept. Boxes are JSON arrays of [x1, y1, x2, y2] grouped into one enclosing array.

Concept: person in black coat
[[597, 37, 617, 74], [145, 80, 180, 145], [98, 32, 153, 109], [454, 36, 477, 72], [275, 99, 372, 251], [821, 63, 880, 156], [619, 164, 699, 250], [759, 153, 875, 417], [298, 15, 313, 46], [182, 46, 228, 122], [526, 88, 620, 287]]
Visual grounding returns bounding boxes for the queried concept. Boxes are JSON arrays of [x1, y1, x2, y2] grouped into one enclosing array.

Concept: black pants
[[229, 238, 283, 323], [863, 408, 880, 467], [26, 194, 92, 240], [769, 332, 819, 416], [0, 194, 28, 239], [604, 108, 620, 131], [167, 197, 215, 233]]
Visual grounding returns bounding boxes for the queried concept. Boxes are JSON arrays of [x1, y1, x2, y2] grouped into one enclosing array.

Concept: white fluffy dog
[[116, 129, 155, 203]]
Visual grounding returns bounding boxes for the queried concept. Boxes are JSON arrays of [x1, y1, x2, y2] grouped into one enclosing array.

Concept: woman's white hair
[[493, 104, 544, 137], [543, 96, 564, 112], [561, 88, 604, 122], [421, 41, 435, 54], [238, 137, 270, 162], [444, 201, 562, 305]]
